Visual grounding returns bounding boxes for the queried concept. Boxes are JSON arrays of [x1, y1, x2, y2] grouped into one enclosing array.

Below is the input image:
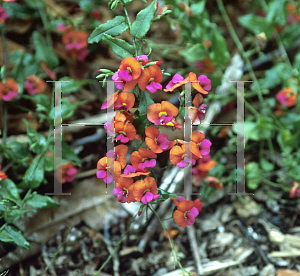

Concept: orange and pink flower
[[164, 72, 210, 94], [106, 145, 128, 169], [145, 126, 175, 153], [55, 163, 77, 184], [187, 93, 206, 125], [0, 78, 19, 101], [138, 64, 163, 93], [192, 155, 217, 182], [113, 57, 142, 92], [112, 177, 135, 203], [191, 130, 211, 159], [133, 176, 160, 204], [170, 144, 196, 168], [171, 197, 202, 228], [62, 29, 89, 61], [96, 157, 121, 184], [130, 148, 157, 170], [24, 75, 46, 95], [147, 101, 178, 126], [121, 165, 151, 178], [276, 87, 297, 107]]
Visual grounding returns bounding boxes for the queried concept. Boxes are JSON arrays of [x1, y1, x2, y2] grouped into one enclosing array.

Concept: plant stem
[[45, 226, 73, 271], [122, 4, 138, 56], [93, 213, 138, 276], [216, 0, 264, 104], [1, 25, 8, 147]]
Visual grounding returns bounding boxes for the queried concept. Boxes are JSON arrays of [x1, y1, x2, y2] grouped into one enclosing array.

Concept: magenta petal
[[105, 174, 113, 184], [97, 170, 106, 179], [186, 213, 196, 226], [124, 165, 136, 175], [143, 159, 156, 168], [106, 150, 115, 158], [178, 196, 185, 202], [135, 55, 148, 61], [112, 187, 123, 196], [189, 207, 199, 217], [118, 70, 132, 81], [153, 194, 160, 201], [141, 192, 153, 204], [198, 75, 211, 91], [199, 139, 212, 155], [101, 101, 108, 109], [177, 160, 187, 168]]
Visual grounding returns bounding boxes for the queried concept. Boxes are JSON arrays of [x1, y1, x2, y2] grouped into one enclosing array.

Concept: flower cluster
[[97, 56, 214, 228]]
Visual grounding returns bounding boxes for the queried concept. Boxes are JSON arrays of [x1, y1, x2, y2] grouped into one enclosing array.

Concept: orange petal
[[191, 141, 202, 159], [189, 72, 208, 94], [115, 111, 127, 122], [170, 145, 184, 165], [5, 78, 19, 92], [133, 180, 146, 201], [147, 103, 161, 123], [174, 210, 186, 228], [144, 176, 158, 194], [145, 137, 163, 153], [163, 76, 190, 92], [192, 93, 203, 107], [124, 123, 136, 140], [116, 177, 134, 190], [198, 159, 217, 171], [115, 92, 135, 111], [139, 147, 157, 159], [145, 126, 159, 139], [177, 199, 194, 212], [148, 65, 163, 83], [161, 101, 178, 117], [123, 79, 138, 92], [191, 130, 205, 144], [130, 151, 142, 168], [138, 68, 151, 91]]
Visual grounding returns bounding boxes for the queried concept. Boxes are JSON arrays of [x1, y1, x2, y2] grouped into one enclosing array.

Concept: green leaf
[[131, 0, 157, 39], [139, 91, 154, 114], [26, 193, 60, 209], [30, 94, 52, 114], [62, 140, 82, 166], [3, 2, 37, 19], [122, 0, 133, 5], [22, 154, 45, 189], [260, 158, 274, 172], [266, 0, 287, 26], [0, 178, 21, 205], [258, 63, 292, 90], [180, 43, 208, 62], [210, 27, 230, 66], [150, 188, 178, 204], [3, 225, 30, 250], [23, 119, 47, 154], [103, 34, 135, 58], [60, 77, 96, 93], [6, 209, 30, 224], [238, 14, 275, 39], [23, 0, 45, 9], [246, 162, 260, 190], [33, 31, 59, 68], [2, 140, 32, 164], [88, 16, 129, 44], [190, 0, 206, 15], [280, 23, 300, 47], [133, 113, 152, 135], [79, 0, 95, 13]]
